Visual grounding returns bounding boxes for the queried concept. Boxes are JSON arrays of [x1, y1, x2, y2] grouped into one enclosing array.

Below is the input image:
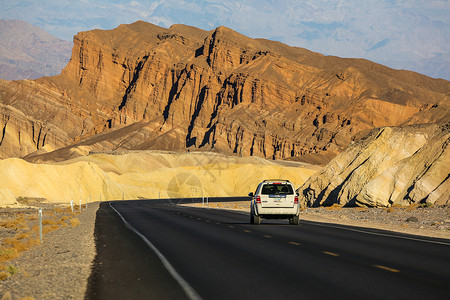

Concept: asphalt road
[[85, 199, 450, 300]]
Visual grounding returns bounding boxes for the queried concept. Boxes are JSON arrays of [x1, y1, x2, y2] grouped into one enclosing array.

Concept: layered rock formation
[[0, 21, 449, 163], [0, 79, 100, 159], [299, 123, 449, 207]]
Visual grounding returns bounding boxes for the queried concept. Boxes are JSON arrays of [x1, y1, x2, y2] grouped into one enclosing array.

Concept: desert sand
[[0, 151, 319, 207]]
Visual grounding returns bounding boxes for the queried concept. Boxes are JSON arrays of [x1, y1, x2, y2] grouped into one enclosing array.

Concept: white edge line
[[304, 220, 450, 246], [109, 202, 203, 300]]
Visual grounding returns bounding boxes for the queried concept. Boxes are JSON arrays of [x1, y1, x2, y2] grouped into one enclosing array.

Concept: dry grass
[[0, 248, 18, 263], [354, 206, 369, 212], [55, 207, 73, 213], [0, 218, 29, 230], [70, 218, 81, 228], [405, 204, 419, 211], [2, 237, 40, 253], [0, 271, 8, 281], [0, 205, 83, 270], [43, 225, 60, 234], [326, 203, 343, 211], [41, 219, 55, 225], [16, 233, 30, 240], [60, 216, 71, 222]]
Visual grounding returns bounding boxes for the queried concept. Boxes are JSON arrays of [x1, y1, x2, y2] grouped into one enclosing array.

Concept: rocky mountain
[[299, 123, 449, 207], [0, 19, 72, 80], [1, 21, 449, 164]]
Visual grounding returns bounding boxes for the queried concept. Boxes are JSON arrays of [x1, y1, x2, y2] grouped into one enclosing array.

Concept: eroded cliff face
[[2, 21, 449, 162], [299, 123, 450, 207]]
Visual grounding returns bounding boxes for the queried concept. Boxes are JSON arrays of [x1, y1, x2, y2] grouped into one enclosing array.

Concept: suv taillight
[[256, 196, 261, 203], [294, 196, 298, 204]]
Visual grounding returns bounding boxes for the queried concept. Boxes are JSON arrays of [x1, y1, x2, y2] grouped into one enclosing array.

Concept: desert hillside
[[0, 21, 448, 164], [299, 122, 449, 207], [0, 151, 318, 207]]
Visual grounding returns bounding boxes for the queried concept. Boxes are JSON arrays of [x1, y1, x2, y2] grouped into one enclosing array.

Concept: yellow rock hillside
[[0, 151, 318, 207]]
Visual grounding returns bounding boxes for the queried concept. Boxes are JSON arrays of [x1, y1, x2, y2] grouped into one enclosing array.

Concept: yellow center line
[[228, 225, 235, 228], [374, 265, 400, 273], [288, 241, 301, 246], [323, 251, 339, 257], [264, 235, 272, 238], [244, 229, 251, 233]]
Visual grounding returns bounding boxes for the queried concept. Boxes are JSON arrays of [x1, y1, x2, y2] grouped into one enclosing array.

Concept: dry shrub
[[2, 238, 38, 253], [60, 216, 71, 222], [7, 265, 18, 275], [55, 207, 72, 213], [57, 221, 68, 227], [16, 233, 30, 240], [385, 207, 396, 213], [355, 207, 368, 212], [43, 225, 60, 234], [70, 218, 81, 228], [0, 219, 28, 230], [326, 203, 343, 211], [0, 248, 18, 262], [42, 219, 56, 226], [0, 271, 8, 281], [405, 204, 419, 211], [19, 297, 36, 300]]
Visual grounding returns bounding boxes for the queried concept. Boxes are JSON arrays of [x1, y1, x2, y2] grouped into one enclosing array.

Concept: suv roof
[[262, 179, 290, 183]]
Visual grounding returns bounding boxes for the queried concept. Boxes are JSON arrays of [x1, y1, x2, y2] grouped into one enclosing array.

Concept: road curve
[[86, 199, 450, 300]]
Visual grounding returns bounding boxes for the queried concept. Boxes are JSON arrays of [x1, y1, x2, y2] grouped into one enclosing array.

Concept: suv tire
[[289, 215, 299, 225], [254, 214, 261, 225]]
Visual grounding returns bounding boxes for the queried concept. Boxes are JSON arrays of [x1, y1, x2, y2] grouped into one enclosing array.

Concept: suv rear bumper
[[253, 204, 299, 218]]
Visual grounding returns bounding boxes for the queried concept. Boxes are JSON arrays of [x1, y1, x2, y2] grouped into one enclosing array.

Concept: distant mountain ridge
[[0, 19, 72, 80], [1, 0, 448, 80], [0, 21, 449, 165]]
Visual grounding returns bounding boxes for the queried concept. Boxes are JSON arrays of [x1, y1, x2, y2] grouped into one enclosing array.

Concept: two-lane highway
[[86, 199, 450, 300]]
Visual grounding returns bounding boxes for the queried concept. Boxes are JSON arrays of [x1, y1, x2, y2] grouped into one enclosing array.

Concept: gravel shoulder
[[1, 200, 449, 300], [0, 202, 98, 300]]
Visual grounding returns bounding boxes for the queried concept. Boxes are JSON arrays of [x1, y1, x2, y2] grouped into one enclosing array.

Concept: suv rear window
[[261, 183, 293, 195]]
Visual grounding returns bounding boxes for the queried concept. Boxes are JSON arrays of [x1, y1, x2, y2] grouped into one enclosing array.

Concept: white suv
[[249, 180, 300, 225]]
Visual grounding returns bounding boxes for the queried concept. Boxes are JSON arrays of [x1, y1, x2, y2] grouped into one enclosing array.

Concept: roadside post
[[38, 208, 43, 243], [202, 188, 204, 206], [70, 200, 74, 212]]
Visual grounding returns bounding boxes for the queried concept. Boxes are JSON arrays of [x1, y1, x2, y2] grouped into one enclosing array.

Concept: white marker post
[[38, 208, 43, 243], [70, 200, 74, 212], [202, 188, 204, 207], [79, 199, 82, 212]]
